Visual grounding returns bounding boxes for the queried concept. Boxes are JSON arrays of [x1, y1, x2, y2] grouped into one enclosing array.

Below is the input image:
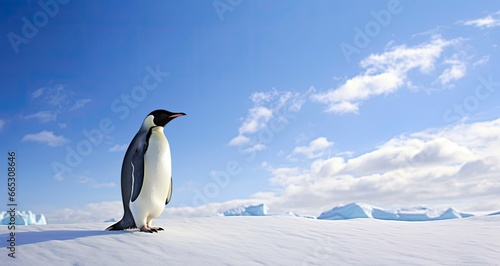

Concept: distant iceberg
[[318, 203, 473, 221], [218, 204, 269, 216], [0, 210, 47, 225]]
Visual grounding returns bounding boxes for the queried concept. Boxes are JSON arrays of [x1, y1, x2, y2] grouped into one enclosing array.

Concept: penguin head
[[142, 109, 186, 129]]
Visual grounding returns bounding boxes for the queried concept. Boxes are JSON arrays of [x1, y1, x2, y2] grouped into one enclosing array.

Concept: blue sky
[[1, 1, 500, 223]]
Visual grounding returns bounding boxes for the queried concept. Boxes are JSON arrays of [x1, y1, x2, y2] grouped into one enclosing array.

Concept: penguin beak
[[169, 112, 186, 118]]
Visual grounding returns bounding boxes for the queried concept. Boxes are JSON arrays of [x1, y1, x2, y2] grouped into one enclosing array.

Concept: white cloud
[[250, 91, 277, 103], [42, 84, 68, 107], [24, 111, 57, 123], [242, 143, 267, 153], [31, 87, 45, 98], [438, 56, 467, 85], [311, 36, 461, 113], [324, 101, 360, 114], [461, 11, 500, 29], [22, 130, 70, 147], [253, 118, 500, 214], [69, 98, 91, 111], [312, 71, 405, 113], [239, 106, 273, 134], [228, 135, 250, 146], [27, 86, 65, 124], [473, 56, 490, 68], [28, 85, 91, 123], [290, 137, 334, 159], [229, 89, 306, 148], [108, 144, 128, 152]]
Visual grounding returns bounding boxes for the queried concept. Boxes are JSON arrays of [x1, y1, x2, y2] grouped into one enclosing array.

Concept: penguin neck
[[141, 116, 156, 131], [150, 126, 164, 136], [146, 126, 170, 155], [147, 126, 168, 146]]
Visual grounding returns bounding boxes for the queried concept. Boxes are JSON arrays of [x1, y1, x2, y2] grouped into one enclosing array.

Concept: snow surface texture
[[0, 211, 46, 225], [317, 203, 474, 221], [2, 216, 499, 265]]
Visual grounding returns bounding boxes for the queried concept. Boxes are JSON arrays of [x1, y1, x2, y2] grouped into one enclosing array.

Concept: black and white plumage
[[106, 109, 185, 233]]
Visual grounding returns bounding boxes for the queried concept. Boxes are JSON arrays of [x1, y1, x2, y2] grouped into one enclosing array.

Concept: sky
[[1, 0, 500, 223]]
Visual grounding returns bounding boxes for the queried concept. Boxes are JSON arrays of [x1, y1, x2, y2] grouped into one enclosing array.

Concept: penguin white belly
[[130, 127, 172, 228]]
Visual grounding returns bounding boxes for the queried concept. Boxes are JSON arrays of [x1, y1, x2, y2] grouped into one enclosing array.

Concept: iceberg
[[318, 202, 375, 220], [0, 210, 47, 225], [318, 203, 473, 221], [219, 204, 269, 216]]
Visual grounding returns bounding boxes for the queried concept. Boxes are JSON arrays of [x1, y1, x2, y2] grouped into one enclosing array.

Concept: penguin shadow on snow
[[0, 229, 131, 247]]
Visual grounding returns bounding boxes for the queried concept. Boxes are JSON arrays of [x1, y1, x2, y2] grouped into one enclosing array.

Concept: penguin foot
[[140, 226, 164, 233], [151, 226, 164, 231]]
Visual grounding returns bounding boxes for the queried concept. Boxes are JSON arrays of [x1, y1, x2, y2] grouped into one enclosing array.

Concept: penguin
[[106, 109, 185, 233]]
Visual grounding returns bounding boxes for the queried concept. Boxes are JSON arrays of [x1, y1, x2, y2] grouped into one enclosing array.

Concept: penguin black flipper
[[165, 178, 173, 205], [106, 130, 148, 231], [130, 144, 147, 202]]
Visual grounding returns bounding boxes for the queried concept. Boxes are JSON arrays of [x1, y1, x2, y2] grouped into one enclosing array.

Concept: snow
[[318, 203, 474, 221], [2, 215, 500, 265], [218, 203, 269, 216], [0, 210, 47, 225], [283, 212, 316, 219]]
